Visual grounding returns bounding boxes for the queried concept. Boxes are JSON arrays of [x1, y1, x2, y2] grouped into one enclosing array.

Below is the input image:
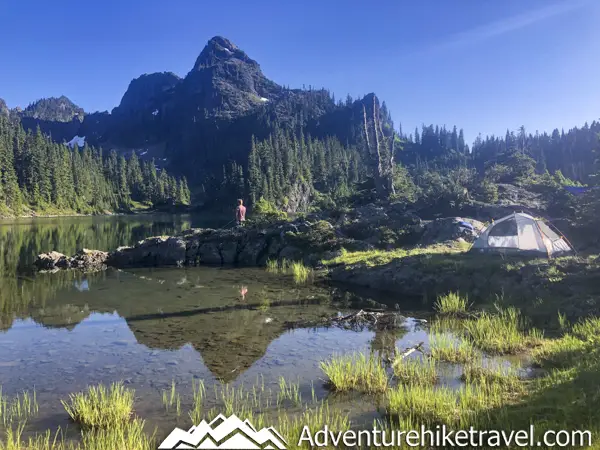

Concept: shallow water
[[0, 215, 525, 442]]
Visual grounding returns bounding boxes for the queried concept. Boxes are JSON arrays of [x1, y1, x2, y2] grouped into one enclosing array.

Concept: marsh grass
[[291, 261, 312, 284], [277, 377, 301, 407], [429, 331, 476, 363], [277, 402, 351, 450], [571, 317, 600, 342], [266, 259, 291, 274], [434, 292, 469, 315], [461, 362, 521, 389], [0, 419, 154, 450], [189, 379, 206, 424], [320, 352, 388, 393], [161, 381, 181, 416], [532, 333, 589, 369], [61, 382, 134, 429], [0, 388, 38, 426], [392, 357, 438, 386], [387, 382, 505, 428], [80, 419, 155, 450], [464, 306, 543, 354]]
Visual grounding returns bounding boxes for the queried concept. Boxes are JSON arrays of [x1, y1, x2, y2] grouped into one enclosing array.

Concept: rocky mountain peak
[[192, 36, 258, 71], [22, 96, 84, 122], [114, 72, 181, 114]]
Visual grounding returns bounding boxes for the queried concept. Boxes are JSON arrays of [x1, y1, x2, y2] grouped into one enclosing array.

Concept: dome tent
[[470, 212, 573, 257]]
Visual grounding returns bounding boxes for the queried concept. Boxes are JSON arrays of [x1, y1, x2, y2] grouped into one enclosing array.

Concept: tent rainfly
[[470, 212, 573, 257]]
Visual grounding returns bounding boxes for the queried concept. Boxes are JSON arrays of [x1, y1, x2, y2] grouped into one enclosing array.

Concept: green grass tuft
[[429, 331, 476, 363], [464, 306, 543, 354], [0, 419, 155, 450], [61, 382, 134, 429], [0, 388, 38, 426], [392, 356, 438, 386], [461, 362, 521, 389], [434, 292, 469, 315], [571, 317, 600, 342], [320, 352, 388, 393], [291, 261, 312, 284]]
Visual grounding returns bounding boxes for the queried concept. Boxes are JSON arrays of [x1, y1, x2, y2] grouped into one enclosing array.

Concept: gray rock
[[70, 249, 109, 271], [278, 246, 303, 261], [108, 236, 186, 267], [238, 237, 267, 265], [199, 242, 222, 265], [419, 217, 485, 245], [220, 241, 238, 264], [34, 251, 69, 271]]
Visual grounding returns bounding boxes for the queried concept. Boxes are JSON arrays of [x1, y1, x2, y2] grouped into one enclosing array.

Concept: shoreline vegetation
[[2, 294, 599, 448]]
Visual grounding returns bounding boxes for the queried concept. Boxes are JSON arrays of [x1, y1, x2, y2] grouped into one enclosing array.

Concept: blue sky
[[1, 0, 599, 143]]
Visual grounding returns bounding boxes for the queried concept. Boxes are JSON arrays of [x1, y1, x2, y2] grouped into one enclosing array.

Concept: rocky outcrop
[[34, 249, 108, 272], [34, 251, 71, 271], [33, 218, 368, 272], [107, 236, 186, 267]]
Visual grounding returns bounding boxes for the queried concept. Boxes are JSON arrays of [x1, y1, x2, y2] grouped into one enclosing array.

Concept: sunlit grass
[[392, 356, 437, 386], [461, 361, 521, 390], [277, 402, 351, 450], [0, 419, 155, 450], [291, 261, 312, 284], [464, 306, 543, 354], [429, 331, 476, 363], [161, 380, 181, 416], [189, 379, 206, 425], [277, 377, 301, 407], [321, 243, 467, 267], [61, 382, 134, 429], [571, 317, 600, 342], [387, 382, 505, 428], [0, 388, 38, 426], [320, 352, 388, 393], [434, 292, 469, 315], [265, 258, 290, 274]]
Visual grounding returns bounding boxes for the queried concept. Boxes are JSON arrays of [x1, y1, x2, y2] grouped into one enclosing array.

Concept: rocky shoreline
[[34, 203, 485, 273], [32, 203, 600, 324]]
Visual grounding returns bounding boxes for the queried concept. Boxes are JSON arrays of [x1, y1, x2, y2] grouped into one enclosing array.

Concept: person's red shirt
[[236, 205, 246, 222]]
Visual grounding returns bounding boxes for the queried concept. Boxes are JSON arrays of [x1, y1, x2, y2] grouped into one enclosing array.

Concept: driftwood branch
[[285, 309, 405, 331], [397, 342, 425, 360]]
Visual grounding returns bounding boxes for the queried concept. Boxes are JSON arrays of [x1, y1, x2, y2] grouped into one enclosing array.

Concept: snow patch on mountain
[[67, 136, 85, 148]]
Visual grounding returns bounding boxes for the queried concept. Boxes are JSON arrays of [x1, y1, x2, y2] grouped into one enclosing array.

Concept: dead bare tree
[[362, 94, 395, 199]]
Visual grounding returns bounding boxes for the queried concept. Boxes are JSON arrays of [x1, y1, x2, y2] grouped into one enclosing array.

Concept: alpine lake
[[0, 214, 529, 447]]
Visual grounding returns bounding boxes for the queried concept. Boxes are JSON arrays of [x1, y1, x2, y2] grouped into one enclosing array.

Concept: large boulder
[[238, 236, 268, 265], [34, 251, 70, 271], [419, 217, 485, 245], [70, 249, 109, 271], [199, 242, 222, 265], [108, 236, 186, 267]]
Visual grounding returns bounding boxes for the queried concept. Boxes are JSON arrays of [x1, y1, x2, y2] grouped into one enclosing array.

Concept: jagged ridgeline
[[0, 116, 190, 215], [4, 35, 600, 213]]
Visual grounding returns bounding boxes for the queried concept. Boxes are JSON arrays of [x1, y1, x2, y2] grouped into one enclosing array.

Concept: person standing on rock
[[235, 199, 246, 226]]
